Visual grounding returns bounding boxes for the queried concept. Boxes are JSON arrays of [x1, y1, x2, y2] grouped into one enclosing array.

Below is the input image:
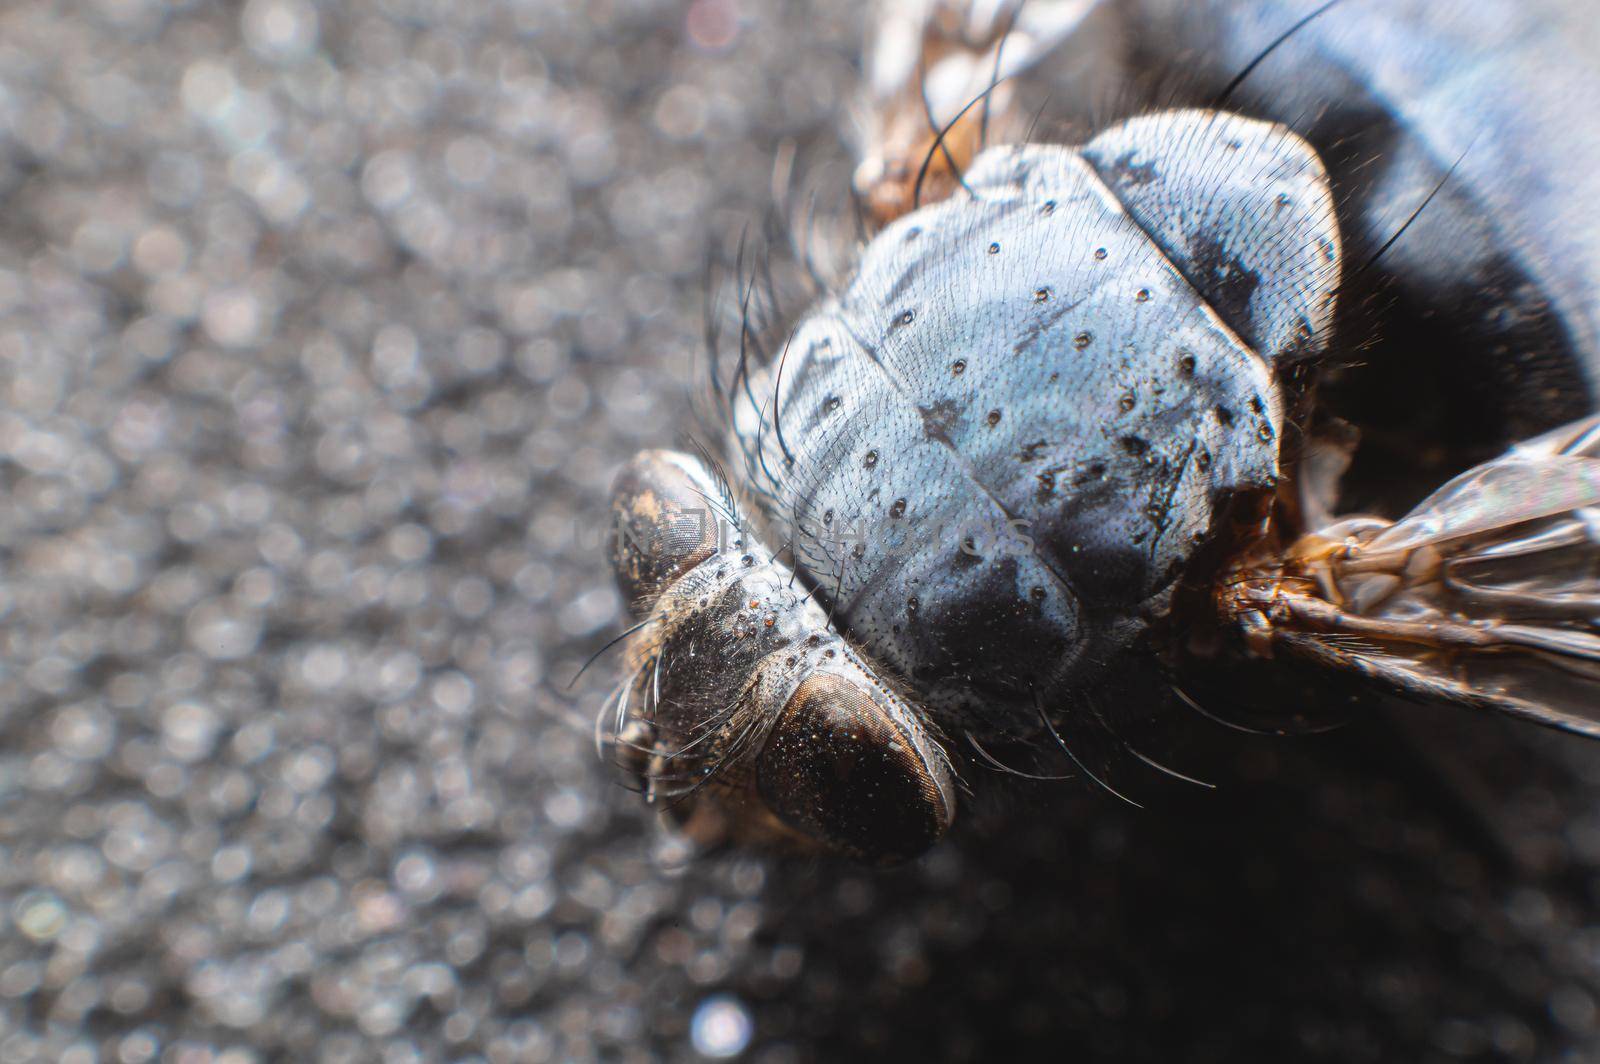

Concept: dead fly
[[594, 0, 1600, 862]]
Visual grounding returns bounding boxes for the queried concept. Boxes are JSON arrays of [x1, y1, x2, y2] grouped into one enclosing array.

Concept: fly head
[[604, 449, 957, 863]]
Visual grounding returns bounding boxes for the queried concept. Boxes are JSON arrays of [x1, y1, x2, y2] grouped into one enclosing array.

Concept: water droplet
[[863, 450, 878, 469], [951, 359, 966, 375], [1073, 332, 1092, 351], [1257, 422, 1275, 442], [1034, 287, 1050, 303], [1177, 353, 1196, 376], [986, 410, 1002, 427], [1040, 200, 1056, 215], [987, 242, 1001, 255], [1135, 288, 1150, 303], [899, 309, 915, 325], [824, 396, 842, 413], [1118, 393, 1136, 413], [1093, 247, 1108, 261], [889, 498, 907, 519]]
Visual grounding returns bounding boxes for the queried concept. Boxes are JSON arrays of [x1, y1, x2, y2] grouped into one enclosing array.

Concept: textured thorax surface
[[735, 139, 1289, 736]]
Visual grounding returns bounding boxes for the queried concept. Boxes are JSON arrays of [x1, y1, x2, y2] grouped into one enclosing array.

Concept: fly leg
[[1222, 415, 1600, 737], [853, 0, 1110, 226]]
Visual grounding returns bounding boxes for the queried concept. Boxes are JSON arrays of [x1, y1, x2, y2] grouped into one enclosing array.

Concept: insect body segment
[[600, 111, 1346, 860], [605, 450, 957, 862], [600, 2, 1600, 863], [731, 112, 1331, 744], [1079, 111, 1342, 365]]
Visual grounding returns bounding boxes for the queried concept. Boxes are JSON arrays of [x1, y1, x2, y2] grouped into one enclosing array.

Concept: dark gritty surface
[[2, 1, 1600, 1061]]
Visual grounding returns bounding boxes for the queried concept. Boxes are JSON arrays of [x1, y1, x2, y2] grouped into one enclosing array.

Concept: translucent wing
[[1226, 415, 1600, 737]]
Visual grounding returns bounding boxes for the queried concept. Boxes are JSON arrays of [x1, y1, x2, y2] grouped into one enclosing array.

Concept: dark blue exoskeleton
[[602, 0, 1600, 861], [730, 112, 1337, 739]]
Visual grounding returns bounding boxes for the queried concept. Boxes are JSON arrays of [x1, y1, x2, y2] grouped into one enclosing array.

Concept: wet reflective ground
[[2, 2, 1599, 1061]]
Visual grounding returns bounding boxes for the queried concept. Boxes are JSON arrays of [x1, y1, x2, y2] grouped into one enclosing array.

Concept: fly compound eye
[[608, 450, 725, 614], [756, 672, 955, 864]]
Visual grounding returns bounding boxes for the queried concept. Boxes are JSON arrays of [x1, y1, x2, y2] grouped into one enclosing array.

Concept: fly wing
[[1230, 415, 1600, 737]]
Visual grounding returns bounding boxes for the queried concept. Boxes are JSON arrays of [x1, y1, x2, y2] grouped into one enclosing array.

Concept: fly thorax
[[733, 110, 1340, 739]]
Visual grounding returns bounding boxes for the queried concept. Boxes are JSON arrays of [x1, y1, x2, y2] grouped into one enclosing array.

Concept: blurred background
[[3, 1, 1600, 1061]]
